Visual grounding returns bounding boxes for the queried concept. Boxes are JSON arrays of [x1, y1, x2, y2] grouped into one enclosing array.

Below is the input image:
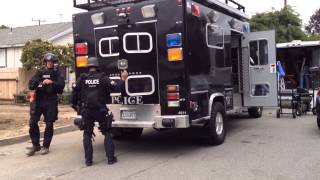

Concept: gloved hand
[[71, 105, 78, 112]]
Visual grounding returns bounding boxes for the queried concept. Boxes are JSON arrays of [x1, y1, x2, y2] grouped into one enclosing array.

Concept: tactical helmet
[[43, 52, 58, 63], [87, 57, 99, 68]]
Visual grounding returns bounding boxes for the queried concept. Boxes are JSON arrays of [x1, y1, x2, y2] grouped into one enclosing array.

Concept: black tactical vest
[[81, 72, 108, 109], [37, 69, 60, 98]]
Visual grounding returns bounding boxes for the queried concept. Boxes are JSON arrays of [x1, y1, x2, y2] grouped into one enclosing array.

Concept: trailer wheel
[[296, 105, 302, 117], [276, 109, 281, 118], [248, 107, 263, 118], [292, 109, 297, 119], [206, 102, 226, 145], [317, 118, 320, 129], [112, 128, 143, 140]]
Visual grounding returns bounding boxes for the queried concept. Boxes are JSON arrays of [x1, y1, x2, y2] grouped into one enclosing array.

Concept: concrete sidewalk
[[0, 125, 77, 147]]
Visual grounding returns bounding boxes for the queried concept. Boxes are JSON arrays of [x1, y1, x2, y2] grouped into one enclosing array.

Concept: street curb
[[0, 125, 78, 147]]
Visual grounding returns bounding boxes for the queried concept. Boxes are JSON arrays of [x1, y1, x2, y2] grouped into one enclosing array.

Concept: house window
[[0, 49, 7, 67]]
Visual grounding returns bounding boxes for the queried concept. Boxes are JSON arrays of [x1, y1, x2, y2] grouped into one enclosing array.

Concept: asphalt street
[[1, 110, 320, 180]]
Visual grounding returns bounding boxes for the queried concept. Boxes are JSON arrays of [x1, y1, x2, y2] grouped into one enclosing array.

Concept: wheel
[[205, 102, 226, 145], [112, 128, 143, 140], [296, 105, 302, 117], [276, 109, 281, 118], [312, 107, 317, 115], [317, 118, 320, 129], [248, 107, 263, 118], [292, 109, 297, 119]]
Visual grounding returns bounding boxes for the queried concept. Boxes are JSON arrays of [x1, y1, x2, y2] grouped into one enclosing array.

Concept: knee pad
[[46, 122, 54, 127], [29, 121, 38, 127]]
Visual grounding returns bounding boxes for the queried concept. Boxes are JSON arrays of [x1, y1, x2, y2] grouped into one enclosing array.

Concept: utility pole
[[32, 18, 46, 26], [284, 0, 287, 8]]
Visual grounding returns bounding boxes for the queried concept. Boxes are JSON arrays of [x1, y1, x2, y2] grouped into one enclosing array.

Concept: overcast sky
[[0, 0, 318, 28]]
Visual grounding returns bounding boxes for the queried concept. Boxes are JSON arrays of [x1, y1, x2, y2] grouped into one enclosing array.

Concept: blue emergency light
[[166, 33, 182, 47]]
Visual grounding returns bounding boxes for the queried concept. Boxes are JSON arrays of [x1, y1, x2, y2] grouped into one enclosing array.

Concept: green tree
[[250, 6, 306, 43], [306, 8, 320, 35], [20, 39, 74, 70], [0, 25, 9, 29]]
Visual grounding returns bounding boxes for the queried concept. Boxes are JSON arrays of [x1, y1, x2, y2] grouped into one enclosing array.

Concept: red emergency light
[[75, 42, 88, 55], [192, 4, 200, 17]]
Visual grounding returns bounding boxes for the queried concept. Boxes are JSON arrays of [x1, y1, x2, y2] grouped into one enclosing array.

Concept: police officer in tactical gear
[[71, 57, 128, 166], [26, 52, 65, 156]]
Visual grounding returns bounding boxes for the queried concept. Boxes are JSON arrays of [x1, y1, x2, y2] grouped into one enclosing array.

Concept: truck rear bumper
[[72, 105, 190, 129], [109, 104, 190, 129]]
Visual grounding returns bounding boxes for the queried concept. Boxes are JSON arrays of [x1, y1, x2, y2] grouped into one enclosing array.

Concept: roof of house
[[0, 22, 72, 48], [277, 40, 320, 49]]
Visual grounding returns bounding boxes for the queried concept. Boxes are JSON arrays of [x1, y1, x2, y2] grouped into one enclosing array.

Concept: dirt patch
[[0, 104, 76, 140]]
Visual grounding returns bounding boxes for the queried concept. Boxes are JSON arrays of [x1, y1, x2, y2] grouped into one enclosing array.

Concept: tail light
[[168, 48, 183, 62], [75, 43, 88, 55], [317, 88, 320, 96], [168, 101, 180, 108], [167, 93, 180, 100], [167, 85, 180, 107], [167, 85, 180, 92], [76, 56, 88, 68], [177, 0, 183, 6]]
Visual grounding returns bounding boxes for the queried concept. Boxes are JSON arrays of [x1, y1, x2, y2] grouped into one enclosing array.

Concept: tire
[[312, 108, 317, 115], [293, 109, 297, 119], [205, 102, 226, 145], [112, 128, 143, 140], [296, 105, 302, 117], [317, 118, 320, 129], [248, 107, 263, 118]]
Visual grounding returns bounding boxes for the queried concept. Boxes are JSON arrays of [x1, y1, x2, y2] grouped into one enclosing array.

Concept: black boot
[[85, 160, 93, 167], [26, 146, 41, 156], [108, 156, 117, 165], [83, 131, 93, 167]]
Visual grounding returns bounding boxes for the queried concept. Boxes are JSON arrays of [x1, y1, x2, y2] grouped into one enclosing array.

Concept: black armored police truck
[[72, 0, 278, 145]]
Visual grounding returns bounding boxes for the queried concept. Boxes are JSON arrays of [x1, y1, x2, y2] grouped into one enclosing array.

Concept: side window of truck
[[123, 32, 153, 54], [206, 23, 224, 49], [249, 40, 268, 66], [99, 37, 120, 57]]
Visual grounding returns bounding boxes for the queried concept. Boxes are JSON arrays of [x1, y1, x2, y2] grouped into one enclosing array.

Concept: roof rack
[[73, 0, 145, 10], [224, 0, 245, 12]]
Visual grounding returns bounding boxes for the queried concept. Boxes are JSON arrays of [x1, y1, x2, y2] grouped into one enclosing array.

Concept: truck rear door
[[242, 30, 278, 107], [94, 22, 159, 105]]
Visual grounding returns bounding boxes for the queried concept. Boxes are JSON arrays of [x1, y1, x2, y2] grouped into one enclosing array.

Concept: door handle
[[253, 67, 264, 70]]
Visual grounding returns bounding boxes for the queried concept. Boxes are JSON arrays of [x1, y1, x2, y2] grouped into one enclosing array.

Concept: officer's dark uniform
[[71, 57, 124, 166], [27, 53, 65, 156]]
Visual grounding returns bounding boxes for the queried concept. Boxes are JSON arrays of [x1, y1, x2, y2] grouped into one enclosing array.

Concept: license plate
[[121, 110, 137, 120]]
